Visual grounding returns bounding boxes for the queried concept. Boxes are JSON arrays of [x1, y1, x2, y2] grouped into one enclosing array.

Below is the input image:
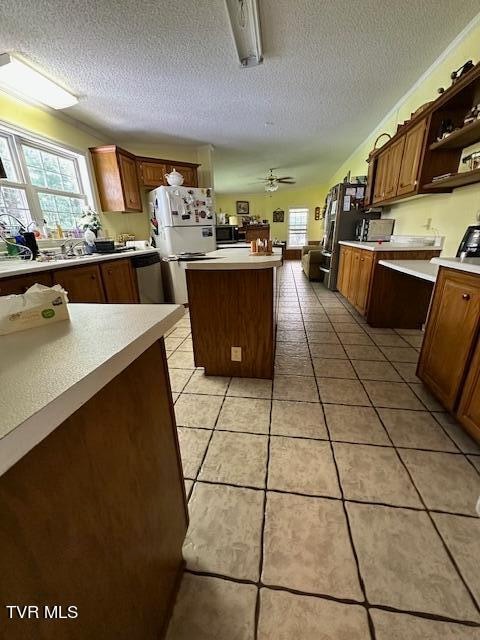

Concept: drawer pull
[[462, 293, 471, 300]]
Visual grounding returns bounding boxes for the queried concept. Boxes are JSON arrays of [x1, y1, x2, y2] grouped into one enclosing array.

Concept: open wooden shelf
[[429, 119, 480, 151], [422, 169, 480, 191]]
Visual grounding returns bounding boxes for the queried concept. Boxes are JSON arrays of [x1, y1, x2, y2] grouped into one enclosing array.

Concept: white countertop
[[0, 248, 158, 279], [338, 241, 442, 252], [184, 248, 283, 270], [378, 259, 439, 283], [430, 256, 480, 276], [0, 303, 184, 476]]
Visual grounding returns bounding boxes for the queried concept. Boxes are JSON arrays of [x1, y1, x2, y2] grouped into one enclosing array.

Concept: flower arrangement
[[80, 206, 102, 235]]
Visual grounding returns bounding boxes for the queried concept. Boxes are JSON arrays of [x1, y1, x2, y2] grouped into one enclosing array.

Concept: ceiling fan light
[[0, 53, 78, 109], [225, 0, 263, 68]]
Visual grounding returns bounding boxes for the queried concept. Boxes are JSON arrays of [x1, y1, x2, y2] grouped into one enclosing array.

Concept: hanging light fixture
[[225, 0, 263, 67], [0, 53, 78, 109], [265, 182, 278, 192]]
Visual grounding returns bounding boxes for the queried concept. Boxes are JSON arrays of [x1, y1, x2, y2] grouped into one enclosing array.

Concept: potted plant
[[80, 206, 102, 236]]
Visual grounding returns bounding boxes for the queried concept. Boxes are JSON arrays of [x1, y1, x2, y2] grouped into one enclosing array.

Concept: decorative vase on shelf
[[165, 168, 184, 186]]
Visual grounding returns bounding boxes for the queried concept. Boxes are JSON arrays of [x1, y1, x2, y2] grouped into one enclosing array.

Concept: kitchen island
[[0, 304, 187, 639], [185, 248, 283, 378]]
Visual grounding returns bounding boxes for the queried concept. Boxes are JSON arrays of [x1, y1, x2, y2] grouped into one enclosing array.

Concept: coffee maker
[[457, 225, 480, 258]]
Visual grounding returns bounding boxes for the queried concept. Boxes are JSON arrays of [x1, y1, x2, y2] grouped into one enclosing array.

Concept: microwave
[[216, 225, 239, 243], [356, 218, 395, 242]]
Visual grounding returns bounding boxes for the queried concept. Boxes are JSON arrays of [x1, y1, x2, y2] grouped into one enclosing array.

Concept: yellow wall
[[328, 16, 480, 256], [0, 91, 213, 240], [216, 184, 328, 242]]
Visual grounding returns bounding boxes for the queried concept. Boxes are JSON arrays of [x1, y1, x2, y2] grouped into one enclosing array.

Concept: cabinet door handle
[[462, 293, 471, 300]]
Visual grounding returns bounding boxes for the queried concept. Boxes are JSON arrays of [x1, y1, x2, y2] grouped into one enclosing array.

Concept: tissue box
[[0, 284, 70, 335]]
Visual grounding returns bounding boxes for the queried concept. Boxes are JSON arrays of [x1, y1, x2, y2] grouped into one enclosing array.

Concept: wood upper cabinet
[[166, 164, 198, 187], [364, 158, 375, 206], [417, 268, 480, 410], [91, 146, 201, 204], [457, 335, 480, 442], [118, 152, 143, 211], [383, 137, 405, 200], [90, 145, 143, 213], [397, 119, 426, 196], [0, 272, 53, 296], [373, 151, 389, 203], [370, 119, 425, 204], [100, 259, 139, 303], [354, 250, 374, 314], [138, 160, 169, 188], [138, 159, 199, 189], [52, 264, 106, 303]]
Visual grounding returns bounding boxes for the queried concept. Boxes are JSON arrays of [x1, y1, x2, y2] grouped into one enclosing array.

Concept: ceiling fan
[[258, 168, 296, 192]]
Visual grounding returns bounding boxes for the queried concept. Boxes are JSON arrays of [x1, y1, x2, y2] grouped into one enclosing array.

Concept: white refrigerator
[[149, 185, 216, 304]]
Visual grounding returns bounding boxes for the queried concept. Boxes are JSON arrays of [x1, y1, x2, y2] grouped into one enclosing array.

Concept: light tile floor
[[166, 261, 480, 640]]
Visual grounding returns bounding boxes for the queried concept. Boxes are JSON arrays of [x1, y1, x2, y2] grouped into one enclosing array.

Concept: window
[[288, 208, 308, 247], [0, 127, 92, 235]]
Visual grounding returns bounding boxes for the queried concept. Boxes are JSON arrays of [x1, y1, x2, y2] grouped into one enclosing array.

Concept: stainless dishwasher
[[131, 252, 164, 303]]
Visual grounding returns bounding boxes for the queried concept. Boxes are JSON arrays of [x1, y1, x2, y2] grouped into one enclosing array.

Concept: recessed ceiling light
[[0, 53, 78, 110]]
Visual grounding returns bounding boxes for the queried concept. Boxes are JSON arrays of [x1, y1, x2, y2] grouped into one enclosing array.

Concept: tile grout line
[[253, 372, 273, 639], [172, 266, 480, 634], [373, 397, 480, 617], [296, 270, 378, 640], [184, 375, 234, 503], [182, 477, 480, 519], [348, 329, 480, 618], [323, 282, 480, 617], [301, 268, 480, 627]]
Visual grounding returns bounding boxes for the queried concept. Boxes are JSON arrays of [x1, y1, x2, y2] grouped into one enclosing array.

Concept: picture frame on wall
[[236, 200, 249, 215], [314, 206, 321, 221], [272, 208, 284, 223]]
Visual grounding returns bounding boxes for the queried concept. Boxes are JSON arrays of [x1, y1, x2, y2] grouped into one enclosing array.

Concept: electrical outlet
[[231, 346, 242, 362]]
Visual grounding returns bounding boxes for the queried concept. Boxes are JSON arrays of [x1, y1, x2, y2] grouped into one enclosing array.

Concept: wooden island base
[[0, 340, 187, 640], [187, 267, 276, 379]]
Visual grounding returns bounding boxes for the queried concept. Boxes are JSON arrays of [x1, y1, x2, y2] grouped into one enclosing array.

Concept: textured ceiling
[[0, 1, 479, 192]]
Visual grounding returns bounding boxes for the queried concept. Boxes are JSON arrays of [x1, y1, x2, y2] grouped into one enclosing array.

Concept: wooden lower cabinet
[[100, 259, 139, 303], [0, 271, 53, 296], [337, 246, 374, 314], [2, 258, 142, 305], [0, 340, 187, 639], [417, 268, 480, 411], [337, 246, 442, 323], [355, 250, 374, 313], [53, 264, 106, 303], [337, 246, 353, 296], [457, 336, 480, 442]]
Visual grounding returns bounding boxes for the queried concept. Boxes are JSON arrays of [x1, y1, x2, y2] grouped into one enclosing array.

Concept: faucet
[[60, 239, 85, 257]]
